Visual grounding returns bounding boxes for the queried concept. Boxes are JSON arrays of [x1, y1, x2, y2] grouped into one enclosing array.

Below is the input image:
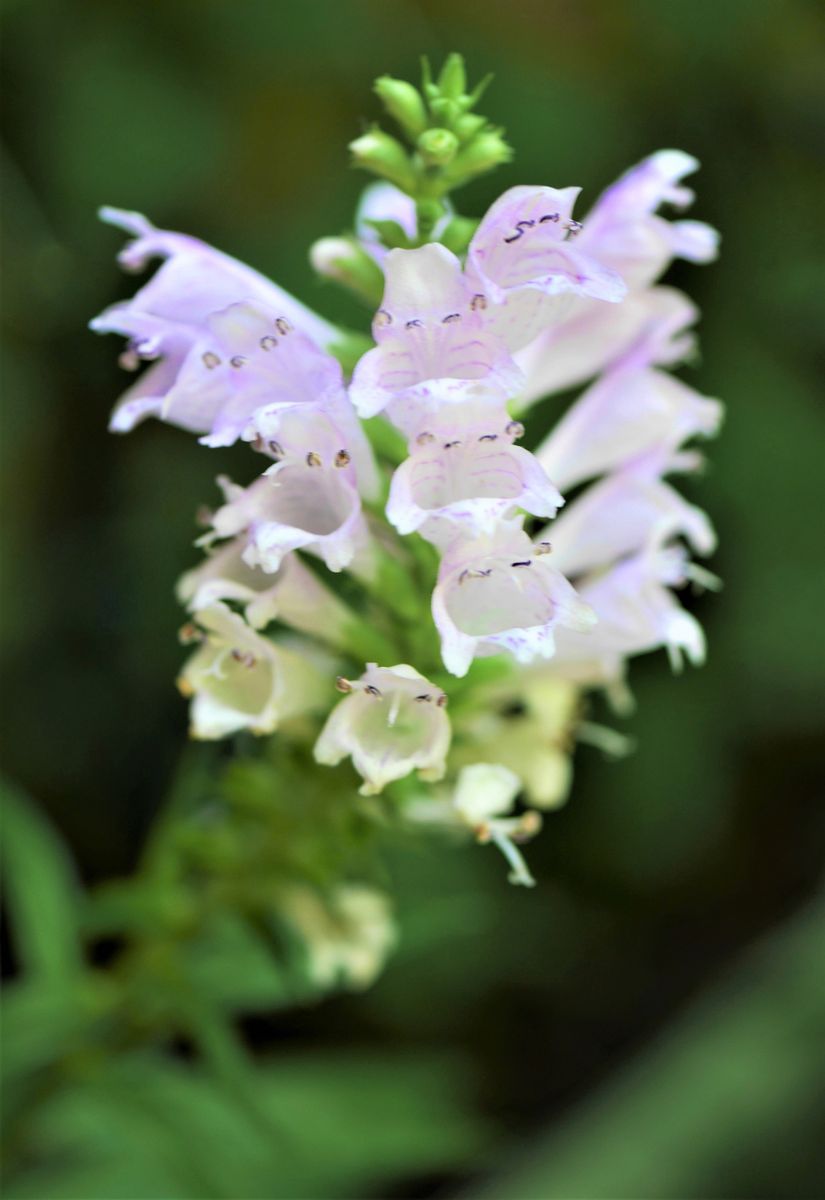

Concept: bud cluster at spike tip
[[92, 55, 720, 890]]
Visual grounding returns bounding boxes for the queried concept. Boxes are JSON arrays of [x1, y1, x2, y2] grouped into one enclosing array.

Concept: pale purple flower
[[386, 409, 562, 541], [177, 536, 355, 643], [551, 532, 709, 683], [466, 185, 627, 352], [432, 519, 596, 677], [349, 244, 523, 418], [177, 602, 325, 739], [535, 354, 722, 493], [577, 150, 719, 289], [515, 285, 698, 410], [544, 449, 716, 580], [91, 208, 343, 441], [314, 664, 451, 795], [208, 411, 368, 574]]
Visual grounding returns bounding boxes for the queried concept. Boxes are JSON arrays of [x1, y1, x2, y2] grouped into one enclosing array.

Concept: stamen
[[118, 348, 140, 371], [565, 220, 583, 238], [534, 541, 553, 555], [274, 317, 291, 335], [260, 335, 277, 351], [436, 693, 448, 708], [195, 505, 214, 528], [334, 449, 351, 468], [470, 293, 487, 311], [230, 649, 257, 668], [505, 420, 525, 439], [335, 676, 353, 693], [374, 309, 392, 327], [202, 351, 221, 369], [178, 623, 203, 645], [268, 439, 284, 459], [364, 684, 383, 698], [230, 355, 246, 368], [306, 451, 322, 467], [416, 431, 435, 445]]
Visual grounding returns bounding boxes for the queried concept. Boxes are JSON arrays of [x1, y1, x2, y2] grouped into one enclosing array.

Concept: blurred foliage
[[1, 1, 825, 1198]]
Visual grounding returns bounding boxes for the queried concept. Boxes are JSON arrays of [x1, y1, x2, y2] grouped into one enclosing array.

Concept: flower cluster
[[93, 58, 720, 890]]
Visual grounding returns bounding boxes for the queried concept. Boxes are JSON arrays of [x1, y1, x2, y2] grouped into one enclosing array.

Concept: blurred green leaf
[[0, 778, 83, 982]]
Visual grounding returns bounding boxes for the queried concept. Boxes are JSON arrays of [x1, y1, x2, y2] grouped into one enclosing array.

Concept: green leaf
[[0, 776, 83, 981]]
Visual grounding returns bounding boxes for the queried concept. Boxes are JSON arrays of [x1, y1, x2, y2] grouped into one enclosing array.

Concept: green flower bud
[[349, 128, 417, 193], [309, 236, 384, 307], [437, 52, 467, 100], [417, 127, 459, 167], [374, 76, 429, 139], [454, 112, 487, 142], [443, 129, 513, 188]]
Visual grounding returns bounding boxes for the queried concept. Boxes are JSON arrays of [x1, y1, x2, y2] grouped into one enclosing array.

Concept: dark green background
[[2, 1, 824, 1197]]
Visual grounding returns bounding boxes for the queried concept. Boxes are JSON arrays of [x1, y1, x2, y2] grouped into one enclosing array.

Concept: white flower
[[314, 664, 451, 795], [177, 602, 324, 739], [432, 521, 596, 677], [177, 537, 355, 643], [280, 884, 396, 990], [452, 763, 540, 887], [386, 408, 562, 542]]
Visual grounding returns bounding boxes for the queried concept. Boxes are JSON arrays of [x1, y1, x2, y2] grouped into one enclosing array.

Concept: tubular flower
[[432, 520, 596, 677], [314, 664, 450, 795], [94, 55, 721, 895], [177, 602, 325, 739]]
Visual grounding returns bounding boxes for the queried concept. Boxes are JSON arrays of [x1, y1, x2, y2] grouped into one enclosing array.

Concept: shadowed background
[[2, 1, 824, 1197]]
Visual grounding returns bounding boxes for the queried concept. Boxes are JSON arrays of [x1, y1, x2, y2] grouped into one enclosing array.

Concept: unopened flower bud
[[454, 112, 486, 142], [417, 127, 459, 167], [444, 130, 513, 188], [437, 52, 467, 100], [374, 76, 429, 139], [309, 236, 384, 306], [350, 128, 417, 194]]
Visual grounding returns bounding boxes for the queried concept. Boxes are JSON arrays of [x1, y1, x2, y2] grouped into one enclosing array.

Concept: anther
[[231, 649, 257, 668], [534, 541, 553, 555], [274, 317, 291, 335], [436, 693, 448, 708], [202, 351, 221, 369], [260, 335, 277, 351], [416, 431, 435, 445], [442, 313, 461, 324], [335, 676, 353, 693], [118, 348, 140, 371], [364, 684, 382, 697], [478, 433, 498, 442], [511, 560, 532, 568], [505, 420, 525, 439], [334, 449, 351, 468], [230, 355, 246, 368], [268, 439, 284, 459], [405, 318, 423, 329], [306, 451, 322, 467], [374, 309, 392, 327], [195, 505, 214, 528], [470, 293, 487, 311], [565, 220, 583, 237], [178, 623, 203, 645]]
